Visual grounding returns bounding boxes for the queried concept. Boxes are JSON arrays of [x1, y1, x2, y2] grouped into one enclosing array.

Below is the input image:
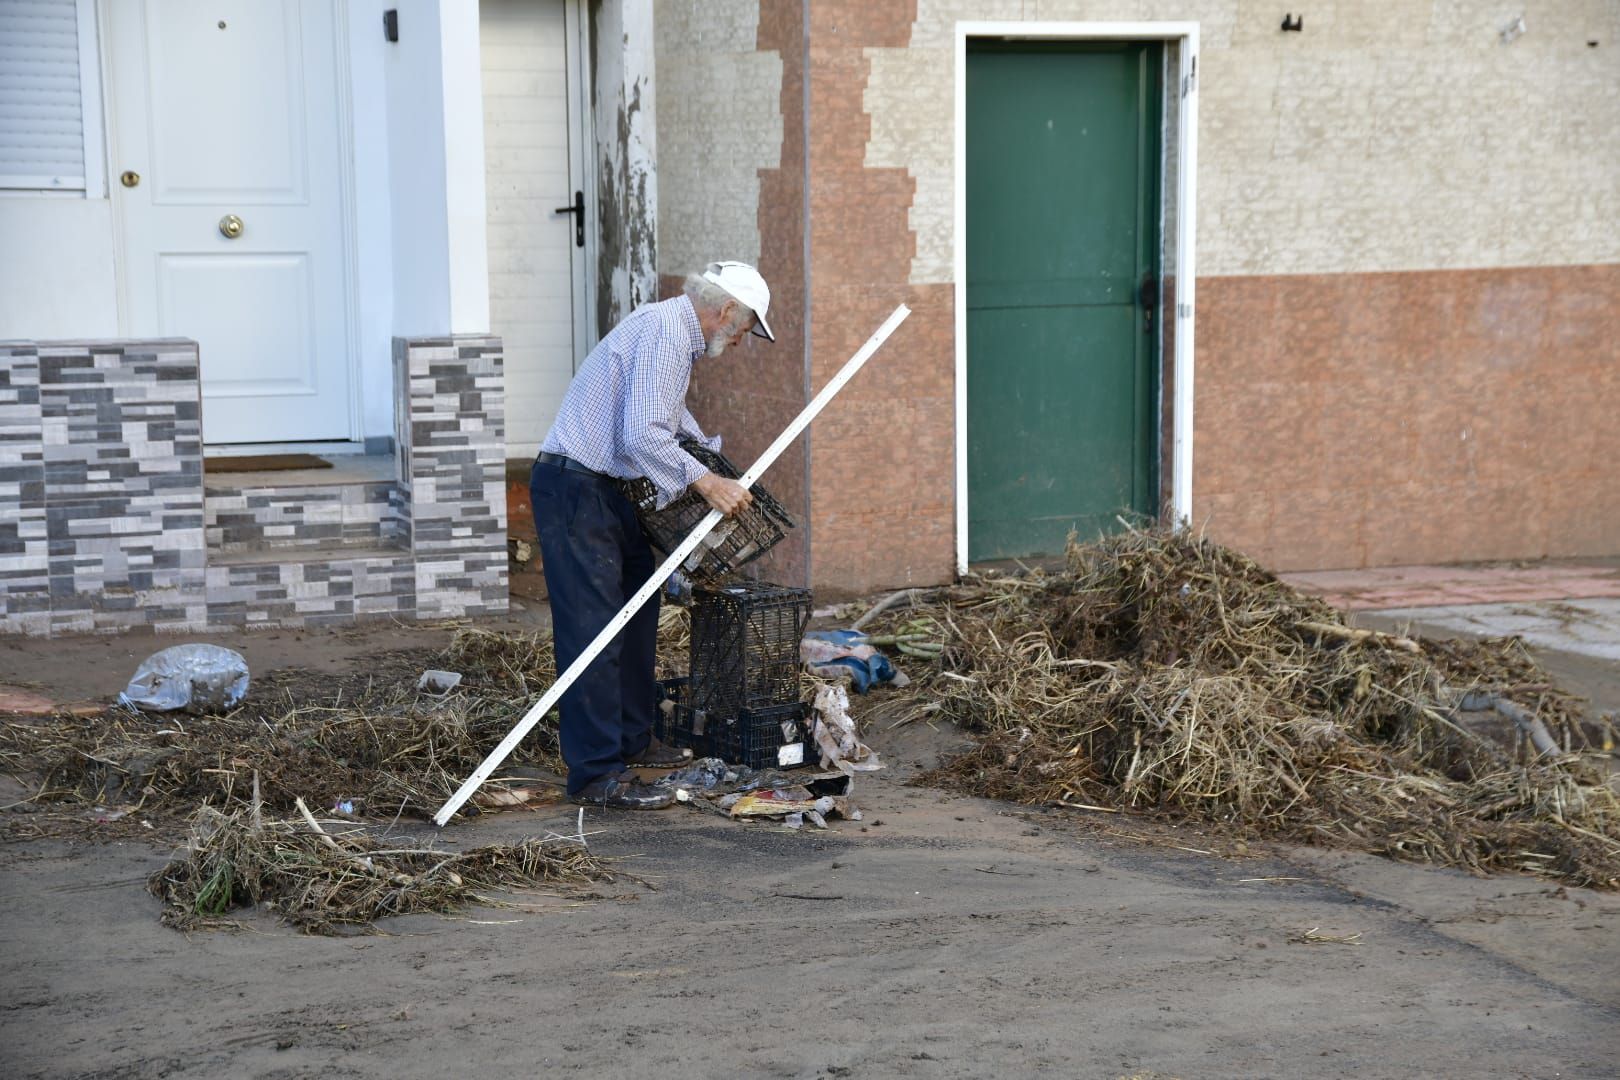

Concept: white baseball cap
[[702, 261, 775, 342]]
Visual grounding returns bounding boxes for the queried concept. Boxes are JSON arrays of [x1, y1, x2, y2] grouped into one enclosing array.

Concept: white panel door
[[481, 0, 582, 459], [108, 0, 352, 445]]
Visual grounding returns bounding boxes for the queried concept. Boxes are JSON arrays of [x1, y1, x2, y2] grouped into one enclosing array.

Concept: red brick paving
[[1283, 561, 1620, 611]]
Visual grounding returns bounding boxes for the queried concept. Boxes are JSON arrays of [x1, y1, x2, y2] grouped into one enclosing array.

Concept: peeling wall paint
[[590, 0, 658, 333]]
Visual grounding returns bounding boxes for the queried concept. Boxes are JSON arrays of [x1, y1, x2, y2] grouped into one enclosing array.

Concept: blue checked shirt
[[540, 295, 721, 508]]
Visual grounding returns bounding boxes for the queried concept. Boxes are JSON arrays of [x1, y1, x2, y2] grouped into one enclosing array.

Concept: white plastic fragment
[[810, 684, 884, 773], [418, 670, 463, 694]]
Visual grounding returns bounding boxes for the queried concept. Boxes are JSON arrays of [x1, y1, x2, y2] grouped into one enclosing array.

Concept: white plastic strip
[[432, 304, 912, 826]]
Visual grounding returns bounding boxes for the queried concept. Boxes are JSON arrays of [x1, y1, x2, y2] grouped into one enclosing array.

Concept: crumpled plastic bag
[[653, 757, 734, 793], [118, 644, 250, 714]]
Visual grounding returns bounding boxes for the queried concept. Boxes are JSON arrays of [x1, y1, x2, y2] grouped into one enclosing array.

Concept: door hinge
[[1177, 302, 1193, 319], [1182, 56, 1197, 97]]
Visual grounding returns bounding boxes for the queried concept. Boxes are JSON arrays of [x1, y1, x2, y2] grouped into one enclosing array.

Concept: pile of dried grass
[[657, 603, 691, 678], [1, 628, 579, 823], [149, 800, 617, 933], [901, 528, 1619, 887]]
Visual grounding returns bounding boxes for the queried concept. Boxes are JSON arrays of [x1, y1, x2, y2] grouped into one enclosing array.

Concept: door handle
[[219, 214, 245, 239], [1139, 273, 1159, 335], [554, 190, 585, 248]]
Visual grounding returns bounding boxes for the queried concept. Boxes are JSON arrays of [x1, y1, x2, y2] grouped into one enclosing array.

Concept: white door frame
[[563, 0, 599, 366], [953, 21, 1200, 574], [100, 0, 363, 447]]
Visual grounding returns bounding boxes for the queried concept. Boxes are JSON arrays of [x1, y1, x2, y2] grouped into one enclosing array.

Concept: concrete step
[[203, 455, 407, 556]]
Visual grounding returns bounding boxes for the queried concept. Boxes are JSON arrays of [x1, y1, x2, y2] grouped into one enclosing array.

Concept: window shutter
[[0, 0, 87, 190]]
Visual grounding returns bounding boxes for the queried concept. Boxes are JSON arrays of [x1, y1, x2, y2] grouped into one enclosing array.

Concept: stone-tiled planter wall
[[394, 335, 509, 621], [0, 335, 507, 636], [1, 340, 206, 636]]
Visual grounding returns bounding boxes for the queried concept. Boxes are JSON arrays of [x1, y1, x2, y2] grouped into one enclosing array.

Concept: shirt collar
[[679, 296, 706, 361]]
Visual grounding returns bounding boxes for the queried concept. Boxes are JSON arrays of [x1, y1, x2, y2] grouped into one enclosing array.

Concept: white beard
[[706, 333, 730, 359]]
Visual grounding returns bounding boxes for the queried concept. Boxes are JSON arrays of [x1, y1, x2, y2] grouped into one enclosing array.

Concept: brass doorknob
[[218, 214, 245, 239], [120, 170, 140, 188]]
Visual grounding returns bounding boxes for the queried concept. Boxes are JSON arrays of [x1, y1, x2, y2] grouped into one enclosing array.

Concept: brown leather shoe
[[625, 735, 693, 768], [569, 770, 675, 810]]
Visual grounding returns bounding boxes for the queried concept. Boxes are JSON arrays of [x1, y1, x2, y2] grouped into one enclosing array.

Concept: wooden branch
[[852, 588, 921, 632], [1297, 620, 1421, 653], [295, 796, 378, 873]]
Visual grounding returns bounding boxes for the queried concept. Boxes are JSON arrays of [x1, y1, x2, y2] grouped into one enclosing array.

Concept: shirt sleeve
[[678, 406, 722, 453], [620, 327, 708, 508]]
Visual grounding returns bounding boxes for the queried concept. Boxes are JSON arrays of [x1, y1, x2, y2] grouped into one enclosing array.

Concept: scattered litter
[[652, 757, 734, 795], [119, 644, 250, 714], [332, 800, 357, 817], [801, 631, 907, 692], [417, 669, 463, 694], [810, 685, 884, 774], [730, 787, 818, 818], [663, 569, 693, 605]]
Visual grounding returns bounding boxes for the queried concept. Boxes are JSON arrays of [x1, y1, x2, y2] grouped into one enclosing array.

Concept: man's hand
[[691, 471, 754, 517]]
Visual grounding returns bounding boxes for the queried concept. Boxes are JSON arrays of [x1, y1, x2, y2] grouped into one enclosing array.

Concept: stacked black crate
[[663, 581, 812, 770], [624, 439, 811, 768]]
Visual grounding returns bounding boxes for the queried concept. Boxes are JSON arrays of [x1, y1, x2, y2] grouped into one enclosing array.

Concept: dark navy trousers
[[530, 459, 661, 794]]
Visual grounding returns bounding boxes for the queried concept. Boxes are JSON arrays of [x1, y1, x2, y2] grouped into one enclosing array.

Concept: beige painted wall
[[653, 0, 784, 276], [864, 0, 1620, 283]]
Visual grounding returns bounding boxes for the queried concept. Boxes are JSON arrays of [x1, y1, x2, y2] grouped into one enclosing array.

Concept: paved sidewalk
[[1286, 560, 1620, 663], [1284, 561, 1620, 612]]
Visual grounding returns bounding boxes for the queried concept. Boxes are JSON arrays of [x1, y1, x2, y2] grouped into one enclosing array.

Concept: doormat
[[204, 453, 333, 473]]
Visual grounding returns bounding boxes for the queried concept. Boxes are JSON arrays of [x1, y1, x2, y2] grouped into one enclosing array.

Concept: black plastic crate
[[665, 700, 814, 771], [690, 581, 811, 717], [653, 676, 689, 746], [617, 439, 795, 585]]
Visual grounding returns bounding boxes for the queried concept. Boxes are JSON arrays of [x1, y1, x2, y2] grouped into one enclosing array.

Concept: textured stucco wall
[[654, 1, 808, 588], [865, 0, 1620, 283], [652, 0, 784, 276]]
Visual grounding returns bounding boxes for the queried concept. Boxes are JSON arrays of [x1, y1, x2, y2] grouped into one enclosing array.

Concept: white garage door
[[481, 0, 588, 460]]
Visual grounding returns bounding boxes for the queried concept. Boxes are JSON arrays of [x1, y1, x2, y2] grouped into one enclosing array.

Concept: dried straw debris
[[2, 629, 585, 825], [148, 801, 618, 934], [894, 528, 1619, 887]]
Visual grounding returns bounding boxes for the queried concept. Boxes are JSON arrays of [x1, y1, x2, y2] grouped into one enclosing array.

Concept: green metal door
[[966, 41, 1162, 561]]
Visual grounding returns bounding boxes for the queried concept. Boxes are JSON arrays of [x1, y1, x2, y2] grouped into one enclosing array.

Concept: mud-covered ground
[[2, 613, 1618, 1079]]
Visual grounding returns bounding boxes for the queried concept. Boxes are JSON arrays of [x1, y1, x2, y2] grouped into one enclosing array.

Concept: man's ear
[[718, 298, 737, 324]]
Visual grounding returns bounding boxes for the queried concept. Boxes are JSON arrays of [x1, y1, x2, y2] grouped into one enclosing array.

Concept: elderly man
[[531, 261, 775, 809]]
